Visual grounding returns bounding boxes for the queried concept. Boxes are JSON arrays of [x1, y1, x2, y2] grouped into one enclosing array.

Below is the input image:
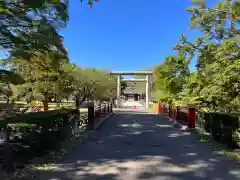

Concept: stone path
[[37, 111, 240, 180]]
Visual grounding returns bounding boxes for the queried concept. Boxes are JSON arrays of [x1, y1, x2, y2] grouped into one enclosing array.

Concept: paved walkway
[[38, 111, 240, 180]]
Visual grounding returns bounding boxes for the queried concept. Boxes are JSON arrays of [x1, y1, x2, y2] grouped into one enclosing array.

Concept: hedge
[[0, 109, 80, 164], [198, 112, 240, 148]]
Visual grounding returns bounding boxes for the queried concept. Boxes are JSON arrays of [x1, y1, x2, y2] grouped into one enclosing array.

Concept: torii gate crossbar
[[110, 71, 153, 109]]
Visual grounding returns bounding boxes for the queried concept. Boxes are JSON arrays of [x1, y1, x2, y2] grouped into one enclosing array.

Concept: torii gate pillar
[[117, 75, 121, 108], [145, 74, 150, 109], [111, 71, 153, 109]]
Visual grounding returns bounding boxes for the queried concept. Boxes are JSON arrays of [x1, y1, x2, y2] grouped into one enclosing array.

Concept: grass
[[0, 101, 27, 105], [48, 104, 72, 108], [0, 101, 74, 107], [79, 108, 88, 113], [216, 150, 240, 161], [0, 100, 90, 113]]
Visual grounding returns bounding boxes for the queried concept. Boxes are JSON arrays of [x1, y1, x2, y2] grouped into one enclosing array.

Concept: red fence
[[159, 103, 196, 129]]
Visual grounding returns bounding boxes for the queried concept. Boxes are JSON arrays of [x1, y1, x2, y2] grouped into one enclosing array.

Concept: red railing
[[160, 103, 196, 128]]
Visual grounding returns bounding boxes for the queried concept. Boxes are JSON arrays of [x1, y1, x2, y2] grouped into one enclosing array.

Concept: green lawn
[[0, 100, 27, 105], [0, 101, 90, 112], [0, 101, 73, 106]]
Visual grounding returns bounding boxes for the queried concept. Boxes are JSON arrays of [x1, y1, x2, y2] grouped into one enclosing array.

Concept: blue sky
[[1, 0, 217, 72], [62, 0, 205, 72]]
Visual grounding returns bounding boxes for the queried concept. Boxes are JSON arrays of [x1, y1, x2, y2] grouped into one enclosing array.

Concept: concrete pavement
[[37, 110, 240, 180]]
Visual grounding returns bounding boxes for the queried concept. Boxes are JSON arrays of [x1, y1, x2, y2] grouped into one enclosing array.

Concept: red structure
[[158, 104, 161, 114], [131, 105, 136, 109], [160, 103, 197, 129], [188, 104, 196, 128]]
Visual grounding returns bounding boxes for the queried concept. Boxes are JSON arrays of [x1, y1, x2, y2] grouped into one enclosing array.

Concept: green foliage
[[2, 51, 69, 109], [0, 0, 109, 107], [0, 69, 24, 85], [1, 51, 117, 109], [80, 0, 100, 8], [0, 69, 25, 103], [153, 0, 240, 114], [153, 1, 240, 149], [68, 67, 116, 108], [0, 0, 100, 55], [0, 109, 79, 162], [187, 0, 240, 40], [0, 0, 114, 170], [198, 112, 240, 147], [153, 55, 189, 102], [0, 0, 68, 55]]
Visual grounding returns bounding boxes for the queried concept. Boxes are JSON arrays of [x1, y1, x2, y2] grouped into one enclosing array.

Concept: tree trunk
[[43, 92, 49, 111], [54, 94, 57, 102], [56, 94, 60, 108], [79, 95, 87, 106], [6, 97, 10, 104], [75, 95, 80, 109], [11, 99, 15, 104]]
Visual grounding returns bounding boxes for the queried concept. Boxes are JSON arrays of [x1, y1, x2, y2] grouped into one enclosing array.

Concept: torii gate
[[110, 71, 153, 109]]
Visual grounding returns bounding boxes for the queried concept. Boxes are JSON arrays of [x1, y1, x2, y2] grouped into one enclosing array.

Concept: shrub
[[0, 109, 80, 164], [202, 112, 240, 147]]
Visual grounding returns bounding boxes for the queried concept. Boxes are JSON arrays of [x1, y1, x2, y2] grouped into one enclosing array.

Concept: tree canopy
[[0, 0, 115, 110], [0, 0, 99, 56], [153, 0, 240, 113], [0, 0, 68, 56]]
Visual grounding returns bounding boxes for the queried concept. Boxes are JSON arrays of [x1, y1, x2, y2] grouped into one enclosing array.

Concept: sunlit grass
[[0, 100, 73, 107], [216, 150, 240, 161]]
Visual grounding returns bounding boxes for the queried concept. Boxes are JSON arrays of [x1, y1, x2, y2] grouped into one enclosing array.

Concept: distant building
[[122, 87, 145, 101]]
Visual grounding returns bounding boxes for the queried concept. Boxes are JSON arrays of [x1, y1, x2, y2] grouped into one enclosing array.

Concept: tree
[[0, 0, 113, 111], [67, 67, 117, 109], [90, 70, 117, 101], [0, 0, 101, 55], [153, 0, 240, 112], [4, 50, 68, 110], [80, 0, 100, 8], [0, 0, 68, 55], [0, 69, 24, 104], [187, 0, 240, 40]]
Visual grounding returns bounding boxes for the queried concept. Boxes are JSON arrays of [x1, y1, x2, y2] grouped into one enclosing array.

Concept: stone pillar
[[117, 75, 121, 108], [145, 75, 149, 109]]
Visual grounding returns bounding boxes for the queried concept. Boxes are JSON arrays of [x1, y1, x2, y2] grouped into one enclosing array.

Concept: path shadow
[[35, 111, 240, 180]]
